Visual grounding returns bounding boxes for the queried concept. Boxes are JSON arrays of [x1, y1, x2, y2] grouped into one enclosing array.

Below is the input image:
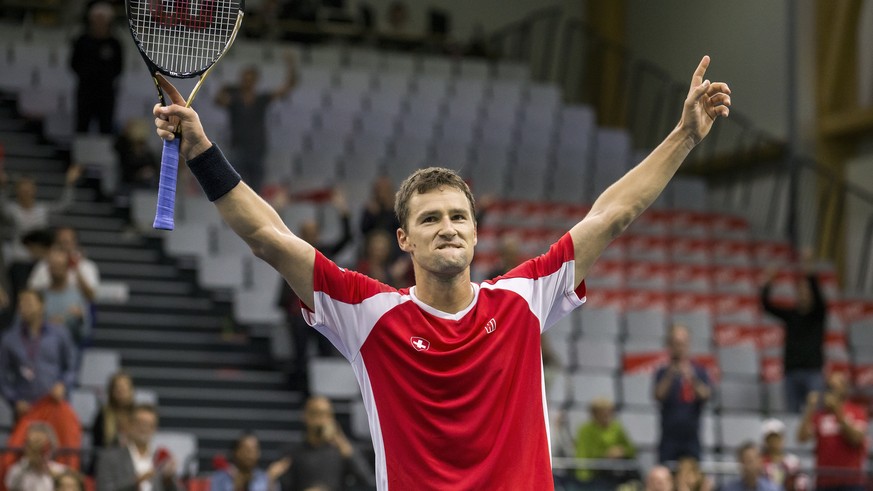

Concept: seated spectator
[[760, 418, 808, 491], [94, 371, 135, 449], [115, 119, 159, 191], [359, 176, 400, 257], [96, 404, 182, 491], [4, 422, 67, 491], [0, 290, 77, 419], [29, 226, 98, 304], [356, 229, 411, 288], [654, 324, 712, 463], [722, 442, 780, 491], [0, 167, 81, 263], [645, 465, 673, 491], [209, 432, 290, 491], [485, 235, 523, 280], [53, 470, 85, 491], [675, 456, 714, 491], [279, 396, 375, 490], [37, 247, 92, 346], [574, 397, 637, 489]]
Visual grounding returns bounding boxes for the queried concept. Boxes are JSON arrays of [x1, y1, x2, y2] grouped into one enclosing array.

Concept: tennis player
[[153, 56, 730, 490]]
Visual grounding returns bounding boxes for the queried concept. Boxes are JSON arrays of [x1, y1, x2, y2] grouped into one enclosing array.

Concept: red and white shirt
[[302, 233, 586, 490], [812, 402, 868, 488]]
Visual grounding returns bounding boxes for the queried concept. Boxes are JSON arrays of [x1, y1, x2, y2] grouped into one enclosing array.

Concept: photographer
[[279, 396, 374, 491]]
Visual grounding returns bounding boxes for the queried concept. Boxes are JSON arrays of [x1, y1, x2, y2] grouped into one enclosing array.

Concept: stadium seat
[[719, 378, 763, 411], [351, 399, 370, 440], [134, 389, 159, 405], [309, 358, 359, 398], [543, 316, 575, 368], [719, 414, 761, 449], [71, 388, 99, 429], [575, 340, 620, 372], [620, 373, 654, 407], [198, 253, 245, 290], [580, 307, 621, 342], [0, 399, 12, 431], [625, 309, 668, 342], [569, 373, 616, 407], [460, 59, 492, 79], [79, 349, 121, 394], [717, 343, 760, 378], [619, 409, 658, 447]]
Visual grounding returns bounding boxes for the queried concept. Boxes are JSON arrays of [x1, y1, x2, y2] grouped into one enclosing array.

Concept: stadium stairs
[[0, 92, 309, 473]]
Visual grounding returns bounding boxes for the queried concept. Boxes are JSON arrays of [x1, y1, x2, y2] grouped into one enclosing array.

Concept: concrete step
[[122, 279, 193, 295], [125, 366, 286, 391], [103, 347, 270, 369], [96, 310, 222, 329], [84, 246, 161, 263]]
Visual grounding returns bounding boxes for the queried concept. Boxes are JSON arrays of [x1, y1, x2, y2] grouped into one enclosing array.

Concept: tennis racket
[[126, 0, 244, 230]]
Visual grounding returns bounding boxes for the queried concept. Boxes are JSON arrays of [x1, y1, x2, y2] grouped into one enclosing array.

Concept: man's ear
[[397, 227, 412, 253]]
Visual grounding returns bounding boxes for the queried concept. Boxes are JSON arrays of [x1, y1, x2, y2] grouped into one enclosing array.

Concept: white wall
[[360, 0, 567, 41], [625, 0, 815, 146]]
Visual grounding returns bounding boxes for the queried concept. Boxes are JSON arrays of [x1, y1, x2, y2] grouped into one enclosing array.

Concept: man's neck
[[413, 271, 474, 314]]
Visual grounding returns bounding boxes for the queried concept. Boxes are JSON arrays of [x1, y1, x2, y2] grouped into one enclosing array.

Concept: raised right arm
[[153, 75, 316, 309]]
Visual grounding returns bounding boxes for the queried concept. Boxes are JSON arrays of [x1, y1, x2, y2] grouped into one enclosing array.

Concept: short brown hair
[[394, 167, 476, 230]]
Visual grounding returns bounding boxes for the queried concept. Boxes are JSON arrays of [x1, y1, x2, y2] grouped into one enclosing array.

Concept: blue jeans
[[784, 368, 824, 413]]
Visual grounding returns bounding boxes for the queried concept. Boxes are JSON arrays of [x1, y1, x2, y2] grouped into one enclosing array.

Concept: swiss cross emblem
[[410, 337, 430, 351]]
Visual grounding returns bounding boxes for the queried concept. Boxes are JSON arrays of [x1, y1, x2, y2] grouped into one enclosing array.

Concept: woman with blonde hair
[[93, 371, 135, 448]]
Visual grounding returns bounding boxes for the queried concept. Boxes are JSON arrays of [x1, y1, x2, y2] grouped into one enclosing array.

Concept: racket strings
[[130, 0, 239, 76]]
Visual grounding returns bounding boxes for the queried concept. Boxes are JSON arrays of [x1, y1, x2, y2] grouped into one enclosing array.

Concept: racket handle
[[153, 138, 180, 231]]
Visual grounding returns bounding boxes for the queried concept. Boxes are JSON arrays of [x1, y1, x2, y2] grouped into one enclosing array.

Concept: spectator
[[760, 418, 808, 491], [0, 290, 77, 419], [209, 432, 291, 491], [93, 372, 135, 448], [653, 324, 712, 463], [721, 442, 780, 491], [70, 1, 123, 134], [4, 422, 67, 491], [675, 457, 714, 491], [115, 119, 160, 190], [28, 226, 100, 302], [278, 191, 351, 393], [797, 371, 867, 491], [39, 248, 92, 346], [485, 234, 524, 279], [214, 54, 297, 194], [8, 230, 53, 306], [0, 167, 81, 263], [359, 176, 400, 248], [54, 470, 85, 491], [356, 229, 412, 288], [645, 466, 673, 491], [279, 396, 375, 491], [760, 249, 827, 414], [96, 404, 182, 491], [384, 1, 411, 36], [574, 397, 637, 489]]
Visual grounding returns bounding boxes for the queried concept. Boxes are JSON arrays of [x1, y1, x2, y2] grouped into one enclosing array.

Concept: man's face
[[764, 433, 783, 454], [304, 397, 333, 434], [645, 467, 673, 491], [668, 327, 690, 361], [234, 436, 260, 471], [740, 447, 762, 478], [16, 180, 35, 207], [129, 410, 157, 447], [24, 429, 49, 459], [398, 187, 477, 278], [18, 291, 42, 323], [240, 69, 259, 90], [55, 229, 77, 252], [47, 248, 69, 281], [827, 372, 849, 399]]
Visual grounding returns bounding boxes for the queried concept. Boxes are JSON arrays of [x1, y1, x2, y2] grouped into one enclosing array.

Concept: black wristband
[[185, 143, 241, 202]]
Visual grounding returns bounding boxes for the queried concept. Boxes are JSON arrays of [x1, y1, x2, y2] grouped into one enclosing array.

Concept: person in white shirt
[[28, 226, 99, 302], [96, 405, 181, 491], [4, 422, 67, 491], [0, 167, 81, 262]]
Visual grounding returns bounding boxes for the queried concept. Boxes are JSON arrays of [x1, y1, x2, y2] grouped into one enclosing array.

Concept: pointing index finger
[[691, 55, 711, 87]]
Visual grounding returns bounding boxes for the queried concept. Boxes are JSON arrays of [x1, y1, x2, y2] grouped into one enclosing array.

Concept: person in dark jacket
[[760, 249, 827, 413], [70, 1, 123, 134]]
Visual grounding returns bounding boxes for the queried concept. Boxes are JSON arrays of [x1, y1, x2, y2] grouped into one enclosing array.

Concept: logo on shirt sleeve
[[410, 337, 430, 351]]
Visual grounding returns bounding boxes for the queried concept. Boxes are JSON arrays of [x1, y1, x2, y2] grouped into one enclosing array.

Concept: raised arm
[[153, 75, 317, 309], [569, 56, 730, 287], [271, 50, 299, 101]]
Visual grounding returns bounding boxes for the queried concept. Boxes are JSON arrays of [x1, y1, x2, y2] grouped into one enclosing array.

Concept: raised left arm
[[569, 56, 730, 287]]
